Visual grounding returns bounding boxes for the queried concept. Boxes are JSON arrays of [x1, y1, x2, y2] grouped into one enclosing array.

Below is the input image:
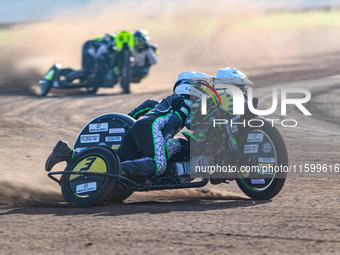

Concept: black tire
[[60, 146, 119, 207], [120, 48, 131, 94], [86, 87, 98, 94], [40, 79, 53, 96], [235, 120, 288, 200], [106, 188, 134, 203]]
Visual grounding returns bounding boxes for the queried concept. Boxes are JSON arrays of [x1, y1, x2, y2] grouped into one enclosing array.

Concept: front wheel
[[106, 188, 134, 203], [236, 120, 288, 200], [120, 48, 131, 94], [60, 146, 120, 207]]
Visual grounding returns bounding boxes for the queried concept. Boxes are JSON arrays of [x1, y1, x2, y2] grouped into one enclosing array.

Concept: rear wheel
[[106, 188, 134, 203], [236, 120, 288, 200], [60, 146, 119, 207], [86, 87, 98, 94], [120, 48, 131, 94]]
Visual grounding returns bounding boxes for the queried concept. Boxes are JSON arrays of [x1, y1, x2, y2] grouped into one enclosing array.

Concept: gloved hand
[[184, 115, 190, 129], [128, 112, 138, 120], [178, 138, 189, 147]]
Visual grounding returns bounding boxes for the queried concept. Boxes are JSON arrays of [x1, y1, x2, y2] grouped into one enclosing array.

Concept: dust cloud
[[1, 1, 340, 206], [1, 1, 339, 94], [0, 181, 63, 207], [135, 188, 248, 202]]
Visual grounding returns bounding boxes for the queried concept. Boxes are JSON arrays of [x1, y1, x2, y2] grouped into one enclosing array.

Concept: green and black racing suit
[[117, 94, 191, 178]]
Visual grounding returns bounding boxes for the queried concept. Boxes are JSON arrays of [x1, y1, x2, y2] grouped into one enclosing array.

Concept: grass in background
[[257, 9, 340, 30], [0, 29, 14, 47]]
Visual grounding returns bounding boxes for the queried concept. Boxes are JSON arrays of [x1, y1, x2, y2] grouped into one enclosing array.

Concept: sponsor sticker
[[105, 136, 122, 142], [75, 147, 87, 153], [80, 134, 100, 143], [231, 125, 238, 133], [76, 182, 97, 194], [258, 157, 275, 163], [109, 128, 125, 134], [240, 168, 250, 178], [244, 144, 258, 154], [247, 133, 264, 143], [89, 123, 108, 132], [251, 179, 265, 184], [111, 144, 121, 150], [262, 143, 273, 153]]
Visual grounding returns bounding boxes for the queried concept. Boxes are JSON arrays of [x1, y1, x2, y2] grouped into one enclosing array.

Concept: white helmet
[[173, 71, 213, 97], [215, 67, 253, 86]]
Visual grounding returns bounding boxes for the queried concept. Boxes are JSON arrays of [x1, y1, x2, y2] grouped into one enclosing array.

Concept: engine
[[166, 161, 191, 183]]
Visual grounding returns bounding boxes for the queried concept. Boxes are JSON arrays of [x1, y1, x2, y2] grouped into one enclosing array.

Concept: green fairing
[[44, 69, 55, 80], [115, 31, 134, 52]]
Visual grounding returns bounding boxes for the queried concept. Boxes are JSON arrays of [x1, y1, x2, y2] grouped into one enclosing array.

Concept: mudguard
[[73, 113, 135, 153], [40, 63, 63, 96]]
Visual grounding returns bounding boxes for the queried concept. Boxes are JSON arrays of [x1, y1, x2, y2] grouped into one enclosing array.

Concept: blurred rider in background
[[66, 29, 158, 84], [66, 33, 115, 83], [130, 29, 158, 83]]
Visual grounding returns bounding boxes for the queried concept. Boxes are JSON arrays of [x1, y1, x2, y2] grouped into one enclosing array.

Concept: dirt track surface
[[1, 9, 340, 255], [1, 73, 339, 255]]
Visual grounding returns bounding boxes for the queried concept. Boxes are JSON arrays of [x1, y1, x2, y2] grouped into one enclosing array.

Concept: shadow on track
[[0, 197, 271, 217]]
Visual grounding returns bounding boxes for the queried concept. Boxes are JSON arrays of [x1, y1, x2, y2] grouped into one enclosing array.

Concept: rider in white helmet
[[114, 71, 213, 180]]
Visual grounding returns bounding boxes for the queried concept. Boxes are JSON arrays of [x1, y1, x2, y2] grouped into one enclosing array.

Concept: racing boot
[[45, 140, 74, 172], [121, 168, 150, 182], [120, 159, 156, 182]]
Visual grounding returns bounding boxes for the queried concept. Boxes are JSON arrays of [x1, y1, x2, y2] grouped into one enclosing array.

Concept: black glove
[[178, 138, 189, 147]]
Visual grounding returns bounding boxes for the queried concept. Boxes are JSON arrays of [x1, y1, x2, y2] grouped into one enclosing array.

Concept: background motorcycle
[[39, 31, 134, 96]]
